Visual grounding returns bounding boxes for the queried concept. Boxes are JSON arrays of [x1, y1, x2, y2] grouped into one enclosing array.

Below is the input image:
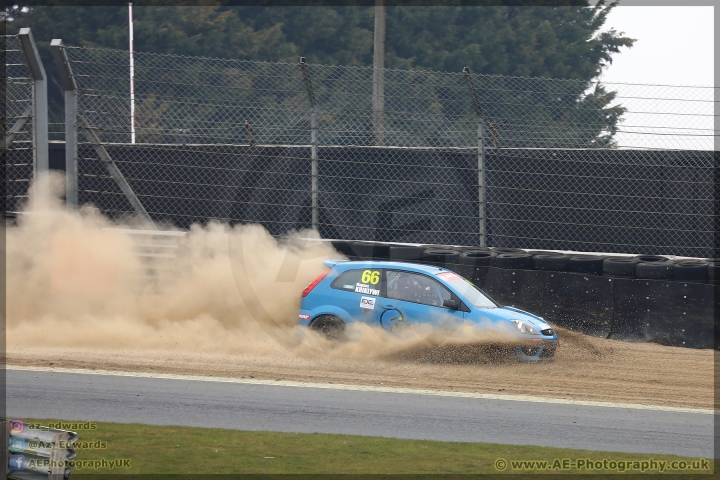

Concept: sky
[[600, 5, 714, 86], [598, 5, 715, 150]]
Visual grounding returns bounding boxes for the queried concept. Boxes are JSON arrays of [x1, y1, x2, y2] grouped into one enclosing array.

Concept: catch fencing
[[2, 30, 48, 215], [43, 42, 717, 256]]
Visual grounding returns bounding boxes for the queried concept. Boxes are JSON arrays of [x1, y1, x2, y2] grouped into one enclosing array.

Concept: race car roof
[[326, 259, 447, 275]]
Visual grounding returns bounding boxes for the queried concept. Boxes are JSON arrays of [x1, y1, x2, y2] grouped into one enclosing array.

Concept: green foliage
[[7, 1, 634, 146], [7, 1, 634, 76]]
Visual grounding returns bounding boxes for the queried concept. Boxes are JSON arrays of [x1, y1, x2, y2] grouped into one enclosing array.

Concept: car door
[[380, 269, 466, 331], [328, 267, 383, 324]]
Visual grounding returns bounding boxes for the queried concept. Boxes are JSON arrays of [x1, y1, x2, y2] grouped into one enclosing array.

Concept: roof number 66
[[361, 270, 380, 285]]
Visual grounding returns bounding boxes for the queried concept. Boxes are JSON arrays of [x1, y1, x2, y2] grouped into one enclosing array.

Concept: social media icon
[[9, 437, 25, 452], [9, 455, 25, 470], [9, 420, 25, 435]]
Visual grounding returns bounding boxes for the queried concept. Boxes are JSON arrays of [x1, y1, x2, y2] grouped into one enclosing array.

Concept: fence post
[[79, 115, 157, 229], [463, 66, 486, 248], [299, 57, 319, 232], [50, 39, 78, 210], [17, 28, 48, 204], [0, 106, 31, 150], [372, 0, 386, 146]]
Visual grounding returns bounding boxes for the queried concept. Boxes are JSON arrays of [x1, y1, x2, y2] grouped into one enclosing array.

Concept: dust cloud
[[7, 176, 714, 409], [6, 174, 507, 361]]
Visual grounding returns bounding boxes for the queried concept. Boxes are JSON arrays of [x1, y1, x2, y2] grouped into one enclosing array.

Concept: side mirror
[[443, 299, 458, 310]]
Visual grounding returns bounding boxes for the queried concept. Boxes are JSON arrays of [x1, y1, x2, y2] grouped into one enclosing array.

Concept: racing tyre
[[459, 250, 496, 267], [331, 240, 355, 257], [422, 248, 460, 266], [707, 259, 720, 285], [455, 246, 492, 252], [492, 247, 525, 254], [603, 257, 639, 277], [635, 261, 673, 279], [635, 254, 670, 263], [513, 345, 555, 362], [351, 242, 390, 259], [672, 260, 708, 283], [532, 254, 569, 272], [494, 253, 533, 270], [434, 245, 462, 251], [458, 251, 496, 281], [310, 315, 346, 341], [528, 250, 558, 256], [567, 255, 604, 276], [389, 245, 426, 261]]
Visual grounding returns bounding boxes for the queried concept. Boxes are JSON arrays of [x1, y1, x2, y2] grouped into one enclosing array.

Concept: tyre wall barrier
[[328, 244, 714, 349], [472, 267, 714, 349]]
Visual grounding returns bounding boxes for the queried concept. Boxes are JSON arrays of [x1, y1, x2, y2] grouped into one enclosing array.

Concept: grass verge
[[14, 418, 714, 475]]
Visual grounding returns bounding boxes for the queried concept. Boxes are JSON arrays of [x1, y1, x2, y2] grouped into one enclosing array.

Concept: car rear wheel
[[310, 315, 346, 341]]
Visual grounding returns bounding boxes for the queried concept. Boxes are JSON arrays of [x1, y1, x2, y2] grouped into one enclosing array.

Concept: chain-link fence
[[2, 34, 35, 214], [54, 44, 716, 256]]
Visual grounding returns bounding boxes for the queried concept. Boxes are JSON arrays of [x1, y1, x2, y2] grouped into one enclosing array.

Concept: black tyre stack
[[331, 240, 357, 259], [531, 254, 569, 272], [336, 240, 716, 285], [672, 260, 708, 283], [567, 255, 604, 276], [707, 259, 720, 285], [421, 248, 460, 269], [351, 241, 391, 261], [388, 244, 427, 262], [493, 247, 525, 255], [493, 252, 533, 270], [602, 257, 640, 278], [457, 249, 496, 285], [633, 255, 674, 280]]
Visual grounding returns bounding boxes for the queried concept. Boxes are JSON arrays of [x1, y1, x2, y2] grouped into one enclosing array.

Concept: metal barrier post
[[463, 66, 486, 247], [17, 28, 48, 202], [0, 106, 31, 150], [79, 115, 157, 228], [50, 39, 78, 210], [299, 57, 319, 232], [372, 0, 386, 146]]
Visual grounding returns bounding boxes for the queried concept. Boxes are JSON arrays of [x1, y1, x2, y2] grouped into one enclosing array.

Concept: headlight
[[511, 319, 540, 335]]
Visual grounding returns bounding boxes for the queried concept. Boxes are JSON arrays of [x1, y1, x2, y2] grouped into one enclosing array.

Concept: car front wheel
[[513, 344, 556, 362]]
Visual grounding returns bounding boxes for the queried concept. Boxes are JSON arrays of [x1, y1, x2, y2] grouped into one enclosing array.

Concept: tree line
[[5, 1, 634, 147]]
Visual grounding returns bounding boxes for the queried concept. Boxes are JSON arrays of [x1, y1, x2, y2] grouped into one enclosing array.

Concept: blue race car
[[298, 260, 558, 362]]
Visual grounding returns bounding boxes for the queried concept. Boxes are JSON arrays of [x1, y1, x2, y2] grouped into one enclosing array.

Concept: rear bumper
[[297, 309, 313, 327]]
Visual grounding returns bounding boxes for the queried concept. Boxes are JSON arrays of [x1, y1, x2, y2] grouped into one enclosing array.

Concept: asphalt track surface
[[6, 368, 713, 458]]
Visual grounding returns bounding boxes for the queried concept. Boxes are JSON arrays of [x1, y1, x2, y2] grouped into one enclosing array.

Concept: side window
[[331, 269, 382, 295], [385, 270, 452, 307]]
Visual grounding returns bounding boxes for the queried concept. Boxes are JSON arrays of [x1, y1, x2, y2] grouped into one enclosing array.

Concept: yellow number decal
[[362, 270, 380, 285]]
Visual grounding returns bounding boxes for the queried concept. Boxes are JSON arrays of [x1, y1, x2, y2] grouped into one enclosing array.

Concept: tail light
[[302, 270, 330, 297]]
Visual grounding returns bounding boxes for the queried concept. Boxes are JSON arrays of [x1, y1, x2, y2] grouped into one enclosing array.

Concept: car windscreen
[[435, 271, 498, 308]]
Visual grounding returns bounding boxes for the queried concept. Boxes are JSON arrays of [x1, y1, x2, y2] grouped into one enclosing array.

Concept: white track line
[[8, 365, 713, 415]]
